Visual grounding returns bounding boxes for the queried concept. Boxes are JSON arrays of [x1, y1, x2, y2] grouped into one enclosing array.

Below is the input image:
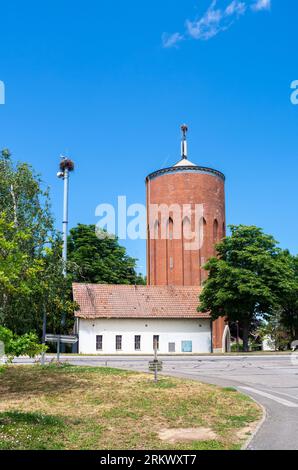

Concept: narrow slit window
[[169, 256, 174, 269]]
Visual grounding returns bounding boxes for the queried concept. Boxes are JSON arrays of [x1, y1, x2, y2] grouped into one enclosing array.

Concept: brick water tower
[[146, 125, 226, 351]]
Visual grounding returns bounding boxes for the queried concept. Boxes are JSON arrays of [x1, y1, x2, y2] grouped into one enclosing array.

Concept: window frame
[[96, 335, 103, 351], [153, 335, 160, 351], [116, 335, 122, 351], [134, 335, 141, 351]]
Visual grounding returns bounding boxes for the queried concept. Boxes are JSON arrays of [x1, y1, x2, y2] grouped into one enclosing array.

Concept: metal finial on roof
[[181, 124, 188, 137], [181, 124, 188, 159]]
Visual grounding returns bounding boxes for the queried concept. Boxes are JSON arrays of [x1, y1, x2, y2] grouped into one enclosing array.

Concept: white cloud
[[162, 32, 184, 48], [226, 0, 247, 16], [162, 0, 272, 47], [251, 0, 271, 11], [186, 0, 246, 41]]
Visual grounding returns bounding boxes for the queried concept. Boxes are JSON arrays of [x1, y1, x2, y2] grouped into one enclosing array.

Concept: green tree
[[279, 252, 298, 341], [0, 214, 43, 329], [32, 238, 78, 335], [0, 149, 76, 336], [68, 224, 146, 285], [199, 225, 292, 351], [0, 149, 53, 253], [257, 310, 291, 351], [0, 211, 76, 335]]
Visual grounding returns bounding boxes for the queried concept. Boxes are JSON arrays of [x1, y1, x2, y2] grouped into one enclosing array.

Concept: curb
[[241, 396, 267, 450]]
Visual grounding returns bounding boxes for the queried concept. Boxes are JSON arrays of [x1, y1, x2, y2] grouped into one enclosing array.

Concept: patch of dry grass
[[0, 364, 262, 450]]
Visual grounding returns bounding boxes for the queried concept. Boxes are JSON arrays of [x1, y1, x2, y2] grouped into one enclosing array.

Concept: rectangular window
[[169, 256, 174, 269], [134, 335, 141, 351], [116, 335, 122, 351], [153, 335, 159, 351], [96, 335, 103, 351], [181, 340, 193, 353], [168, 342, 175, 353]]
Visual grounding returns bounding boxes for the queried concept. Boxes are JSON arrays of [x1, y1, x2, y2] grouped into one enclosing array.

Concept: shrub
[[0, 326, 47, 362], [231, 343, 244, 352]]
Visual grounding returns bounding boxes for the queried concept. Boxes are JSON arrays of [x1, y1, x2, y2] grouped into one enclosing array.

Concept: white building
[[73, 283, 214, 355]]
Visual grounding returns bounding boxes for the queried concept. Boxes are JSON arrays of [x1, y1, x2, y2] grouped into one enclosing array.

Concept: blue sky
[[0, 0, 297, 274]]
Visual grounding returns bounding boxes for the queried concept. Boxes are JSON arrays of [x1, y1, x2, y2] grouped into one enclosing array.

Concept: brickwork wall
[[146, 169, 226, 351]]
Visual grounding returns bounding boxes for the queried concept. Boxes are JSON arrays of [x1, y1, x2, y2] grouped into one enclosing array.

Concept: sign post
[[57, 336, 60, 362], [0, 340, 5, 365], [41, 305, 47, 366], [44, 334, 78, 363], [149, 338, 163, 383]]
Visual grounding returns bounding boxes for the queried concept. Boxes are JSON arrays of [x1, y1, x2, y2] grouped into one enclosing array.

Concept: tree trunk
[[242, 320, 250, 352], [10, 184, 18, 227]]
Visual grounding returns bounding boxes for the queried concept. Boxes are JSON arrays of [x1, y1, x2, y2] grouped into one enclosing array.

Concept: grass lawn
[[0, 364, 261, 450]]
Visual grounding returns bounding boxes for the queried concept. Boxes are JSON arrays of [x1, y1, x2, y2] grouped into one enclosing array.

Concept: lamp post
[[57, 157, 74, 331], [57, 156, 74, 277], [40, 157, 74, 364]]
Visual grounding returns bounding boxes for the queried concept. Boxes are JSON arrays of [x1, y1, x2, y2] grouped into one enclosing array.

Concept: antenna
[[181, 124, 188, 159]]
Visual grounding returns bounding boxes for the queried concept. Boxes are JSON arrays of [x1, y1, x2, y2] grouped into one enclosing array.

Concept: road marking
[[239, 386, 298, 408]]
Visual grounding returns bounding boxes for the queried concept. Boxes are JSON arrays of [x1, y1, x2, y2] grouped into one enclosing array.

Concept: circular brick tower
[[146, 125, 226, 351]]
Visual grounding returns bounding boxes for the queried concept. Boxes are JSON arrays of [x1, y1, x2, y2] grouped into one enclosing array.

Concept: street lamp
[[57, 156, 74, 336], [57, 156, 74, 277], [41, 156, 75, 363]]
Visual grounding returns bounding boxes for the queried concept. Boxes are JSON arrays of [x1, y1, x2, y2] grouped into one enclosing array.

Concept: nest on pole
[[60, 158, 75, 172]]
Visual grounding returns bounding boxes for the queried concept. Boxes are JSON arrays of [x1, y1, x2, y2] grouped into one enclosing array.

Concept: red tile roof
[[72, 283, 209, 320]]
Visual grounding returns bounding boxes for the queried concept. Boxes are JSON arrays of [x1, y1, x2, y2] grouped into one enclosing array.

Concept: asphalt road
[[14, 354, 298, 450]]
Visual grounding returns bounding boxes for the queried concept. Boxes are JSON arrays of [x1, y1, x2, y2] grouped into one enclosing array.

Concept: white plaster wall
[[78, 318, 211, 354]]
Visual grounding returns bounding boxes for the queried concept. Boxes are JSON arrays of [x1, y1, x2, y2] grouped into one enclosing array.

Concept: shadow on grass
[[0, 364, 133, 398], [44, 363, 133, 375]]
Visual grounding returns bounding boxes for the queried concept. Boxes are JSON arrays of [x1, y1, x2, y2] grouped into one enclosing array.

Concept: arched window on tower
[[153, 220, 159, 240], [199, 217, 207, 249], [153, 220, 160, 284], [167, 218, 174, 275], [182, 216, 192, 284], [213, 219, 219, 243], [167, 217, 174, 240], [182, 216, 191, 243], [199, 217, 207, 270]]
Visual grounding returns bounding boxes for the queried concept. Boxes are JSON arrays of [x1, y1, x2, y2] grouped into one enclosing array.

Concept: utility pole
[[62, 166, 69, 276], [40, 156, 75, 364], [57, 156, 74, 277], [57, 157, 74, 336]]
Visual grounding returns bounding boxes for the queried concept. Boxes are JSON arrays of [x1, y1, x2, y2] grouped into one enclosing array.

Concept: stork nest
[[60, 158, 75, 172]]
